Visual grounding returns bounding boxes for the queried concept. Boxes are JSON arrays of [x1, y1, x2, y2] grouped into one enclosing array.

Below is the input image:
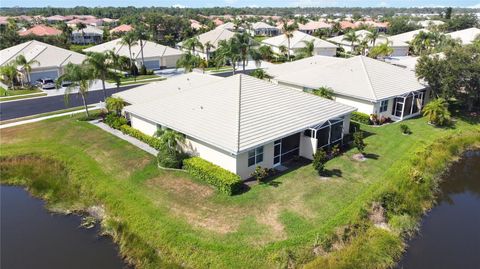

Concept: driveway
[[0, 85, 140, 121]]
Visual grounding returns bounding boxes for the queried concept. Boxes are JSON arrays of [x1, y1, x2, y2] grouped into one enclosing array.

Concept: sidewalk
[[89, 120, 158, 156]]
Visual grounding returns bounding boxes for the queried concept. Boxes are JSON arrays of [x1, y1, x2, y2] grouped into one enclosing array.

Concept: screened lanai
[[304, 117, 345, 149], [392, 90, 426, 120]]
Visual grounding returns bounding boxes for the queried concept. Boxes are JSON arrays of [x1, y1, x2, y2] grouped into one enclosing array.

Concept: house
[[446, 27, 480, 45], [45, 15, 68, 23], [67, 18, 103, 27], [177, 27, 236, 59], [339, 21, 356, 30], [115, 73, 355, 179], [190, 19, 204, 30], [327, 30, 410, 56], [250, 21, 279, 36], [268, 55, 429, 121], [416, 20, 445, 28], [71, 25, 103, 44], [18, 25, 62, 37], [262, 30, 338, 57], [110, 24, 133, 34], [0, 40, 85, 83], [298, 20, 332, 35], [387, 29, 429, 44], [84, 38, 183, 69], [354, 21, 389, 33]]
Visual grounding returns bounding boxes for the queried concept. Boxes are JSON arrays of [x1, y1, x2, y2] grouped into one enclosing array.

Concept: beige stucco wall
[[313, 47, 337, 57], [334, 95, 375, 115], [236, 141, 275, 179], [161, 55, 181, 68], [130, 114, 158, 136]]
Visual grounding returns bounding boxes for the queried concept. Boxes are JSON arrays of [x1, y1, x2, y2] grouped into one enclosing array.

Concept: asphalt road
[[0, 85, 140, 121]]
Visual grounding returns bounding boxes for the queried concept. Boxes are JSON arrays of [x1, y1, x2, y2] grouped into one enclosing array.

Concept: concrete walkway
[[0, 106, 100, 129], [89, 120, 158, 156]]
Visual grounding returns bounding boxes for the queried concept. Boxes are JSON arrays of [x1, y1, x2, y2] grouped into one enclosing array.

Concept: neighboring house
[[213, 18, 224, 26], [110, 24, 133, 34], [71, 25, 103, 44], [190, 19, 204, 30], [262, 30, 338, 57], [45, 15, 68, 23], [298, 20, 332, 35], [84, 38, 183, 69], [250, 21, 279, 36], [339, 21, 356, 30], [102, 18, 119, 26], [354, 21, 389, 33], [416, 20, 445, 28], [327, 30, 410, 56], [0, 40, 85, 83], [216, 22, 241, 31], [177, 27, 236, 59], [115, 73, 355, 179], [446, 27, 480, 45], [268, 55, 429, 121], [387, 29, 429, 44], [67, 18, 103, 27], [18, 25, 62, 37]]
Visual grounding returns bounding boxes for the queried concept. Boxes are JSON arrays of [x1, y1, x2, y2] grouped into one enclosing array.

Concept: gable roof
[[18, 25, 62, 37], [272, 55, 426, 102], [299, 20, 332, 31], [0, 40, 85, 69], [262, 30, 337, 49], [266, 55, 345, 78], [72, 25, 103, 35], [84, 38, 183, 59], [447, 27, 480, 45], [388, 29, 429, 44], [124, 74, 355, 154], [110, 24, 133, 33], [328, 30, 408, 48], [113, 72, 223, 104], [251, 21, 277, 30], [178, 27, 236, 52]]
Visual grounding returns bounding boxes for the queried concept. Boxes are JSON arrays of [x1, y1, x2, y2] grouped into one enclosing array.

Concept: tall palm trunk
[[80, 93, 90, 117], [287, 38, 291, 61], [140, 39, 145, 66], [101, 76, 107, 101]]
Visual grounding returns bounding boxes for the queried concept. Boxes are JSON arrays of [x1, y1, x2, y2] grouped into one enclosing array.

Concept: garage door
[[30, 70, 59, 83], [143, 60, 160, 70]]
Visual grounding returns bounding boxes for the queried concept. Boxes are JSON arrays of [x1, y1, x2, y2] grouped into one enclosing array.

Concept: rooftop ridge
[[358, 56, 378, 101], [236, 74, 242, 153]]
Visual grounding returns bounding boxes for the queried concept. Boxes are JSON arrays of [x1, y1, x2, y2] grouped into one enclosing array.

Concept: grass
[[119, 77, 166, 85], [0, 115, 479, 268], [0, 86, 43, 96], [107, 74, 160, 83], [254, 35, 268, 42]]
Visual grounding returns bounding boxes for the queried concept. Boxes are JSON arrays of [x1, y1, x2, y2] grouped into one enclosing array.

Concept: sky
[[1, 0, 479, 8]]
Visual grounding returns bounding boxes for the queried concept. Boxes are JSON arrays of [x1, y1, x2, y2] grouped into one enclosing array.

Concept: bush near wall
[[183, 157, 242, 195], [119, 124, 162, 150], [351, 112, 372, 125]]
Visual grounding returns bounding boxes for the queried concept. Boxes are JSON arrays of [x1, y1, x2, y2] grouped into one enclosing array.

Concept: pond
[[397, 150, 480, 269], [1, 185, 130, 269]]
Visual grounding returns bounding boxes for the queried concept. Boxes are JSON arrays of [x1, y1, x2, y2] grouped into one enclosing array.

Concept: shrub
[[311, 86, 334, 100], [106, 97, 125, 116], [349, 121, 361, 133], [353, 131, 366, 154], [400, 124, 411, 134], [157, 144, 185, 169], [251, 166, 269, 183], [330, 144, 341, 157], [351, 112, 372, 125], [104, 113, 127, 129], [313, 149, 328, 175], [139, 65, 147, 75], [119, 124, 163, 150], [183, 157, 242, 195], [423, 98, 451, 126]]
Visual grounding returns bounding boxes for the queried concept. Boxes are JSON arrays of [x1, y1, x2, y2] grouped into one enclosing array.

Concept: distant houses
[[262, 30, 338, 57], [447, 27, 480, 45], [18, 25, 62, 37], [250, 22, 279, 36], [177, 27, 236, 59], [71, 26, 103, 44]]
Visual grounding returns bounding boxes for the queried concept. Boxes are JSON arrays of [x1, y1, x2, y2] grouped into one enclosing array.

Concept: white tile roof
[[113, 72, 223, 104], [273, 55, 426, 102], [0, 40, 85, 68], [262, 30, 337, 49], [84, 38, 183, 59], [251, 21, 277, 30], [178, 27, 236, 52], [447, 27, 480, 45], [388, 29, 429, 44], [72, 25, 103, 35], [266, 55, 345, 78], [124, 74, 355, 154], [328, 30, 409, 48]]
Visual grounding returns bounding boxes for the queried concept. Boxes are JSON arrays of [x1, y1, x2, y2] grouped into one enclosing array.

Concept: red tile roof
[[19, 25, 62, 36], [110, 24, 133, 33]]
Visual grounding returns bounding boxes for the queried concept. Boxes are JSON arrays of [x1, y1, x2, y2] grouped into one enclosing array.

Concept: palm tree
[[343, 30, 360, 54], [423, 98, 451, 126], [0, 63, 18, 89], [279, 45, 288, 56], [14, 55, 39, 86], [214, 39, 241, 75], [282, 21, 298, 61], [76, 22, 87, 45], [176, 52, 201, 73], [203, 41, 214, 61], [183, 36, 204, 56], [106, 96, 125, 116], [369, 42, 393, 60], [259, 45, 274, 61], [295, 40, 315, 59], [83, 52, 115, 101], [118, 32, 138, 71], [134, 24, 148, 69], [56, 63, 94, 117], [366, 30, 381, 47], [312, 86, 334, 100], [250, 69, 272, 80], [358, 39, 370, 56], [234, 32, 254, 71]]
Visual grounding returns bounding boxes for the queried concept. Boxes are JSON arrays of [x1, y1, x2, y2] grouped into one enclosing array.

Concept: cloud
[[171, 4, 186, 8]]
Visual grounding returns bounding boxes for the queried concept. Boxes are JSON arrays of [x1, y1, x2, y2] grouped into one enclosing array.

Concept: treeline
[[1, 6, 479, 18]]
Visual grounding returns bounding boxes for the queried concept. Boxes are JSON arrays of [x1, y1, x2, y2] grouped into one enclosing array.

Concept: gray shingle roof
[[124, 74, 355, 154], [273, 55, 427, 102]]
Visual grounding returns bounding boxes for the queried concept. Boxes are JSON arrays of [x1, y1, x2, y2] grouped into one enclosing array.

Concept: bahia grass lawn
[[1, 115, 479, 268]]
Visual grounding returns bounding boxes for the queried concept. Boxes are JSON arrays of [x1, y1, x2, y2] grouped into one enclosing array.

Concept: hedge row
[[119, 124, 163, 150], [351, 112, 372, 125], [183, 157, 242, 195]]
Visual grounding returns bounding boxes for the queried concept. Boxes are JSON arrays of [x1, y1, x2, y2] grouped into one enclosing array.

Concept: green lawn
[[107, 74, 160, 84], [0, 86, 42, 97], [1, 115, 479, 268]]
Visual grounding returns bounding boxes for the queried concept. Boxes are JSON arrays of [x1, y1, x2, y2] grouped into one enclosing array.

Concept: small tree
[[250, 69, 272, 80], [312, 148, 328, 175], [251, 166, 269, 183], [312, 86, 334, 100], [106, 96, 125, 116], [400, 124, 411, 134], [423, 98, 451, 126], [353, 131, 366, 155]]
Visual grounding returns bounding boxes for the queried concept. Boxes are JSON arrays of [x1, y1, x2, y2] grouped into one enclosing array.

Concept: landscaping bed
[[0, 114, 478, 268]]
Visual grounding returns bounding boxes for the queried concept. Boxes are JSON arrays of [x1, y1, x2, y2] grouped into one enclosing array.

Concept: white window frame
[[379, 100, 389, 113], [248, 146, 264, 167]]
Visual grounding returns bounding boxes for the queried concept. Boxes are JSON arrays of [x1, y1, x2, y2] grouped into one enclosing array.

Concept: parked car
[[36, 78, 56, 89]]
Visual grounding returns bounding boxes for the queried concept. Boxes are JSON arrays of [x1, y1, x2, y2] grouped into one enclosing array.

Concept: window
[[379, 100, 389, 113], [248, 146, 264, 167]]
